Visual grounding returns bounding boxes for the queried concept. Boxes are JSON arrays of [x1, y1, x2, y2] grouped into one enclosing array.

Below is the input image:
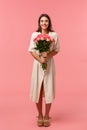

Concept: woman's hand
[[39, 56, 47, 63], [41, 52, 48, 58]]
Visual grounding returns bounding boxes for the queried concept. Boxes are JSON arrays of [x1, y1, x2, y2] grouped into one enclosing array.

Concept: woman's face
[[40, 16, 49, 31]]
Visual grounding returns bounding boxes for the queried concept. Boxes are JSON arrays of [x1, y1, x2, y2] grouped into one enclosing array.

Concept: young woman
[[28, 13, 60, 127]]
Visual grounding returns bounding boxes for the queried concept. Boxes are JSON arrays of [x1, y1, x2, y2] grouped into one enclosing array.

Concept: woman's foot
[[43, 115, 50, 127], [37, 115, 44, 127]]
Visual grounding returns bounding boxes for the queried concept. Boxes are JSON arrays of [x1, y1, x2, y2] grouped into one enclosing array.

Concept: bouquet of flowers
[[33, 34, 55, 70]]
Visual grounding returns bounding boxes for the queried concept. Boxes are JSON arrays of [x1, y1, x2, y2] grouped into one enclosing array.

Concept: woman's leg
[[36, 83, 44, 126], [43, 103, 52, 127], [44, 103, 52, 119]]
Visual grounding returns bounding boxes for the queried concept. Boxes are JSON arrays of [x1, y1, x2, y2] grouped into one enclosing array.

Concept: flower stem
[[42, 63, 47, 70]]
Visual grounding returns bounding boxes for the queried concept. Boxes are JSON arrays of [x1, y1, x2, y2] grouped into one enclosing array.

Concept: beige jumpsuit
[[28, 31, 60, 104]]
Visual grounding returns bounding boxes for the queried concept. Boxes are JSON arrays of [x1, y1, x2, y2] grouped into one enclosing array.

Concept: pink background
[[0, 0, 87, 129]]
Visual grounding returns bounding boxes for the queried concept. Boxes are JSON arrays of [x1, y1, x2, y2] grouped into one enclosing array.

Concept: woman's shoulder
[[31, 31, 40, 36], [49, 31, 58, 37], [30, 32, 40, 39]]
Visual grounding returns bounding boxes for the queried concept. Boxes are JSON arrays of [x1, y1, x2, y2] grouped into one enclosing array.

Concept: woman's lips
[[42, 25, 47, 27]]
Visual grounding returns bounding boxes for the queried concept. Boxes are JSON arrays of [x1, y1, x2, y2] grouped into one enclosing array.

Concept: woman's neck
[[41, 29, 49, 34]]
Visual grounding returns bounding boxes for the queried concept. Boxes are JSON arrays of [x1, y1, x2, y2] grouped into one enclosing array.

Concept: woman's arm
[[47, 50, 58, 58], [41, 50, 58, 59], [30, 52, 47, 63]]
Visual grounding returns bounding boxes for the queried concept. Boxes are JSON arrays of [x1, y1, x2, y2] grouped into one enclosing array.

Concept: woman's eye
[[40, 20, 48, 23]]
